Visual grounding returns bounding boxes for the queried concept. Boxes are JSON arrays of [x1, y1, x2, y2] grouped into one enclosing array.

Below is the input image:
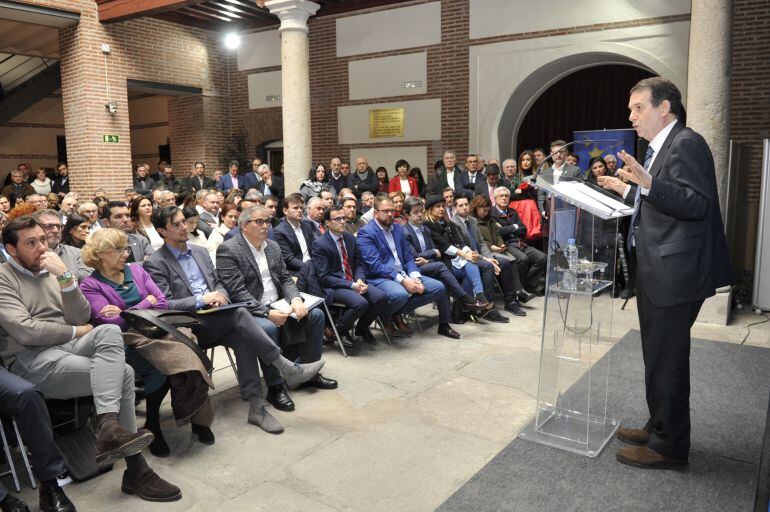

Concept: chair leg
[[375, 317, 393, 345], [0, 417, 21, 493], [223, 348, 241, 386], [13, 420, 35, 489], [323, 303, 348, 357]]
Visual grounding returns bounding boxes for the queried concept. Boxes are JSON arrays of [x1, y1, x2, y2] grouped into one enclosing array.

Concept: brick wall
[[729, 0, 770, 202]]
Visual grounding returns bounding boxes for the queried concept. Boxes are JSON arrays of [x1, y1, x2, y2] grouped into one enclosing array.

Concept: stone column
[[264, 0, 320, 195], [686, 0, 732, 212]]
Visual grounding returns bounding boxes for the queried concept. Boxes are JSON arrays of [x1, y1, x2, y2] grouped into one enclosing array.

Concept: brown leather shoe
[[617, 427, 650, 446], [95, 414, 154, 463], [393, 315, 412, 334], [616, 445, 687, 469], [382, 322, 402, 338]]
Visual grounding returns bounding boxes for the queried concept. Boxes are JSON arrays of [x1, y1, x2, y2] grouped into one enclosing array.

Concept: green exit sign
[[103, 134, 120, 143]]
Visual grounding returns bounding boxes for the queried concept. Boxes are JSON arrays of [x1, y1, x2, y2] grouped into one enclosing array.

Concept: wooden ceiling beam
[[97, 0, 207, 23]]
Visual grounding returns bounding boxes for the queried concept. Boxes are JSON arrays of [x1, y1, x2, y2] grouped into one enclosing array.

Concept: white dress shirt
[[289, 220, 311, 261], [245, 237, 279, 306]]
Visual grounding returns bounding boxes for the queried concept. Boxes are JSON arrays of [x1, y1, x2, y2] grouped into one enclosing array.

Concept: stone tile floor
[[12, 296, 769, 511]]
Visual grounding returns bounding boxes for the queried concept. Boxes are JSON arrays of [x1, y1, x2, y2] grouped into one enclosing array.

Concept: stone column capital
[[264, 0, 320, 34]]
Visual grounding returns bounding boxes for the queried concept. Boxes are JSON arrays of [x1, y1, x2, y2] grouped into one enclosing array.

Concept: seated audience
[[143, 206, 325, 434], [388, 191, 407, 225], [312, 205, 388, 350], [389, 159, 419, 198], [61, 213, 90, 249], [217, 206, 334, 404], [80, 229, 215, 457], [375, 166, 389, 194], [101, 201, 154, 263], [32, 209, 92, 281], [1, 170, 35, 207], [274, 194, 316, 277], [130, 196, 164, 250], [0, 216, 180, 502], [342, 196, 364, 235], [305, 196, 327, 235], [195, 189, 220, 238], [79, 201, 102, 235], [0, 368, 77, 512], [299, 164, 332, 203], [206, 202, 239, 265], [182, 206, 208, 247], [356, 195, 455, 338]]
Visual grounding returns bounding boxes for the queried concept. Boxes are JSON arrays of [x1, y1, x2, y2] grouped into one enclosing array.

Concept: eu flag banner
[[572, 129, 637, 174]]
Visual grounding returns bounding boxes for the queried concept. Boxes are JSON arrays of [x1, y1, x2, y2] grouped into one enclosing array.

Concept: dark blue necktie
[[628, 146, 655, 249], [465, 220, 479, 252]]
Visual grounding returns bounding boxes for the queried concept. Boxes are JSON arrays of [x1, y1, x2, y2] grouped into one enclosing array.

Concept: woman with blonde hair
[[80, 228, 215, 457]]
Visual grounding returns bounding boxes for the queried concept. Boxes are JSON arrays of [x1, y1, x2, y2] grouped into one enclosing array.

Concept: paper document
[[270, 293, 324, 319], [551, 182, 633, 218]]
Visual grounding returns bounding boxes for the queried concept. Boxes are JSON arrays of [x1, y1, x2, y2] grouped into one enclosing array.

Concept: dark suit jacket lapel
[[160, 246, 194, 295], [649, 122, 684, 178]]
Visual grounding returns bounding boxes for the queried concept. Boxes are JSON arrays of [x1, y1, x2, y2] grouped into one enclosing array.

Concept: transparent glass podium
[[518, 175, 632, 457]]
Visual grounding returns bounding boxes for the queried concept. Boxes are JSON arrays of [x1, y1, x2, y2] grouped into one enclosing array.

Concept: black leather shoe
[[191, 424, 215, 445], [505, 301, 526, 316], [620, 288, 635, 299], [39, 483, 76, 512], [0, 495, 30, 512], [437, 324, 460, 339], [301, 373, 338, 390], [266, 384, 295, 412], [340, 331, 358, 349], [484, 309, 510, 323], [354, 326, 376, 344], [516, 290, 535, 304]]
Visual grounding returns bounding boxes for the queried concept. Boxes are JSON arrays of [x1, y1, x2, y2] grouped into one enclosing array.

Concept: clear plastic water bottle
[[564, 238, 578, 290]]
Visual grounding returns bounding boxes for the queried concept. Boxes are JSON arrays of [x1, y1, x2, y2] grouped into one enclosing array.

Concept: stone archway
[[468, 20, 690, 160]]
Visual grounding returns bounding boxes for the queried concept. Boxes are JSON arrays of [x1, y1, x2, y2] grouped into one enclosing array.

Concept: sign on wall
[[102, 134, 120, 143], [369, 108, 404, 138]]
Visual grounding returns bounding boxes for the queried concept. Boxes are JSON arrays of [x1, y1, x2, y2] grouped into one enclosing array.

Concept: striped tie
[[627, 146, 655, 250]]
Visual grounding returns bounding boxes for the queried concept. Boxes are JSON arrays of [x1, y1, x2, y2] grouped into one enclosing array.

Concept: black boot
[[143, 380, 170, 458]]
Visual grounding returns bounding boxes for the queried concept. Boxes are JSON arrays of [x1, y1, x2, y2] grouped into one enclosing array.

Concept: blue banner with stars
[[571, 128, 637, 174]]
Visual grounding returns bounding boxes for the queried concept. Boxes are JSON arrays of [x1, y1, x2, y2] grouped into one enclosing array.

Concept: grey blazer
[[57, 243, 92, 281], [127, 233, 154, 263], [144, 243, 229, 312], [450, 215, 494, 259], [216, 234, 299, 317]]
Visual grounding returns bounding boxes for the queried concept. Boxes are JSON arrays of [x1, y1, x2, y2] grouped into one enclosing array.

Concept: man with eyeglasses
[[32, 209, 92, 281], [101, 201, 154, 263], [145, 206, 325, 434], [342, 196, 364, 235], [357, 196, 454, 338], [78, 202, 102, 236], [26, 194, 48, 211], [312, 205, 388, 350]]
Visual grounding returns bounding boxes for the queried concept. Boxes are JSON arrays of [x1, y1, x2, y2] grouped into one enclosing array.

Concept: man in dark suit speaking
[[599, 77, 731, 469]]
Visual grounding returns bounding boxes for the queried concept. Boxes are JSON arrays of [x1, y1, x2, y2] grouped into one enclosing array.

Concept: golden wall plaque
[[369, 108, 405, 138]]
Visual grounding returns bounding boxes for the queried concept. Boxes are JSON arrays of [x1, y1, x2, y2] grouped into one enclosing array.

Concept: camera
[[105, 101, 118, 114]]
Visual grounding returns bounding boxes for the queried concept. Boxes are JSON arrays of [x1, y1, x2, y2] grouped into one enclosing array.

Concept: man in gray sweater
[[0, 217, 180, 503]]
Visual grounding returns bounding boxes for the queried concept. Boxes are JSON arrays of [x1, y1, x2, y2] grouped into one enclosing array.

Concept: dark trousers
[[507, 244, 546, 292], [0, 369, 65, 499], [331, 285, 388, 333], [195, 307, 281, 401], [477, 257, 522, 303], [416, 261, 460, 322], [636, 277, 704, 460]]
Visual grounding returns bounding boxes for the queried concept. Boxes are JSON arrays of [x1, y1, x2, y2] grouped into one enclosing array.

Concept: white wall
[[338, 99, 441, 145], [348, 52, 427, 101], [336, 2, 441, 57], [349, 146, 427, 178], [237, 29, 281, 71], [248, 71, 282, 109], [0, 96, 64, 177], [469, 21, 691, 160], [469, 0, 691, 39]]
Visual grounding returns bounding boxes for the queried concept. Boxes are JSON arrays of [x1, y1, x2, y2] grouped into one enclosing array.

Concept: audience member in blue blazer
[[356, 196, 459, 339], [218, 160, 257, 194], [312, 205, 388, 350]]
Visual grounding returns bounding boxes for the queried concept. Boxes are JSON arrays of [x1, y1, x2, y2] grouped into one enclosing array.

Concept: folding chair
[[0, 416, 36, 492]]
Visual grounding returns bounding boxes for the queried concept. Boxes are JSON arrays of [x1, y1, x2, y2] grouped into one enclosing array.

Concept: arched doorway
[[515, 64, 654, 153]]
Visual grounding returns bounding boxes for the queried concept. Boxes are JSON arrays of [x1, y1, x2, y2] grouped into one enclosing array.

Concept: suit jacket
[[127, 232, 154, 263], [51, 176, 70, 195], [217, 173, 257, 194], [144, 243, 229, 312], [429, 166, 464, 196], [0, 183, 35, 202], [57, 243, 93, 282], [423, 218, 473, 262], [387, 176, 419, 196], [451, 215, 494, 258], [132, 176, 155, 197], [459, 171, 484, 197], [273, 218, 316, 274], [474, 179, 500, 200], [625, 122, 731, 307], [257, 176, 284, 200], [216, 234, 299, 317], [328, 174, 350, 196], [536, 164, 582, 213], [311, 231, 365, 290], [491, 206, 527, 242], [181, 175, 215, 195], [351, 170, 378, 197], [402, 223, 441, 261], [356, 220, 419, 281]]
